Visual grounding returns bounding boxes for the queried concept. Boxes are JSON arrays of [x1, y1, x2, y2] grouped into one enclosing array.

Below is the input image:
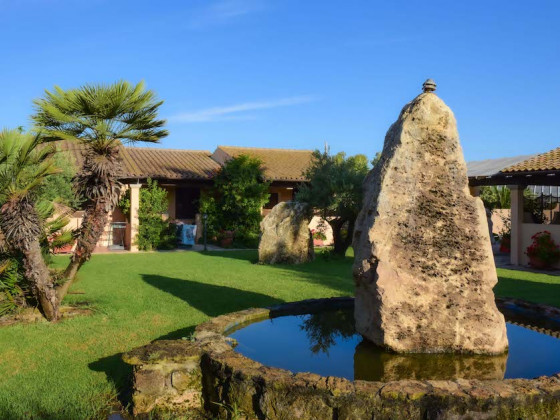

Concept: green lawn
[[0, 250, 558, 420]]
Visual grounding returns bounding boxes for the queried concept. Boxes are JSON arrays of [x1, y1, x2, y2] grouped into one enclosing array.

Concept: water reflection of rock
[[354, 340, 507, 382], [300, 310, 355, 355]]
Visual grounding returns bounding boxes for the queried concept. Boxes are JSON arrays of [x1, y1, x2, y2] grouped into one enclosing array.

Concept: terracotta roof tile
[[126, 147, 221, 180], [214, 146, 313, 181], [502, 147, 560, 173]]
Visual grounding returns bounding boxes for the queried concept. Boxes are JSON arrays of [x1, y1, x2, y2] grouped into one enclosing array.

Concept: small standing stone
[[259, 201, 314, 264], [352, 80, 508, 354]]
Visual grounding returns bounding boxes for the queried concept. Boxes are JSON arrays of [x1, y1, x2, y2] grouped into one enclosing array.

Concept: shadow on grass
[[89, 265, 349, 414], [141, 274, 284, 317], [199, 250, 355, 295], [89, 274, 285, 414], [89, 352, 134, 412], [495, 276, 560, 309]]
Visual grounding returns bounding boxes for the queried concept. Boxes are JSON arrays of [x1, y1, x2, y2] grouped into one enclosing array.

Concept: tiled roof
[[214, 146, 313, 181], [466, 154, 535, 177], [126, 147, 221, 180], [53, 141, 313, 182], [502, 147, 560, 173], [54, 140, 141, 177]]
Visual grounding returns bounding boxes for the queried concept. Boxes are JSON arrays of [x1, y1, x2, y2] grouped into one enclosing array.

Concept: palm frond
[[32, 80, 168, 146]]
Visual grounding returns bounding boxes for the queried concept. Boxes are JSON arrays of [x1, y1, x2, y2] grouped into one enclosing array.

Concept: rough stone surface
[[124, 298, 560, 419], [258, 201, 314, 264], [352, 91, 508, 354]]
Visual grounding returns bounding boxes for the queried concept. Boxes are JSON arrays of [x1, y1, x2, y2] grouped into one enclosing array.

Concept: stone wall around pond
[[123, 298, 560, 420]]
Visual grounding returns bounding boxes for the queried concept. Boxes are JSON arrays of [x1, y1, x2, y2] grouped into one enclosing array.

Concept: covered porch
[[469, 148, 560, 267]]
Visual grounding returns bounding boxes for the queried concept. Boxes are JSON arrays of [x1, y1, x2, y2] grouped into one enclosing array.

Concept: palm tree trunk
[[61, 199, 110, 292], [22, 239, 59, 321], [1, 199, 59, 321]]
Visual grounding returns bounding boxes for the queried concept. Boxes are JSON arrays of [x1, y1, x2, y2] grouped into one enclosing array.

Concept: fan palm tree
[[32, 81, 168, 287], [0, 129, 60, 320]]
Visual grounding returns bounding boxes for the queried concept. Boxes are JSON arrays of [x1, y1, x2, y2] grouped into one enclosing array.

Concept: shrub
[[117, 189, 131, 220], [0, 257, 25, 317], [137, 179, 177, 251], [199, 155, 270, 248], [526, 231, 560, 267]]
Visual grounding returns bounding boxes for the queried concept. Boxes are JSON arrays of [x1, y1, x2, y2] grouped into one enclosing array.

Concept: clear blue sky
[[1, 0, 559, 161]]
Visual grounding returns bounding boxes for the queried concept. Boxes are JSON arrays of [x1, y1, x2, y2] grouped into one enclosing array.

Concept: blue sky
[[1, 0, 559, 161]]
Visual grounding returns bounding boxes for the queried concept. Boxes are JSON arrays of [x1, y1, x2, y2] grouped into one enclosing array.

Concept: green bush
[[0, 257, 25, 316], [137, 179, 177, 251], [199, 155, 270, 248]]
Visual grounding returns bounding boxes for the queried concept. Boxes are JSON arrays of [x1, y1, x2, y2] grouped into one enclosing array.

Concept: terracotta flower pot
[[529, 255, 549, 270], [220, 237, 233, 248]]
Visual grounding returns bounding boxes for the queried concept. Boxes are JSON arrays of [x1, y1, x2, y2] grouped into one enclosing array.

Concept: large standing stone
[[352, 81, 508, 354], [259, 201, 314, 264]]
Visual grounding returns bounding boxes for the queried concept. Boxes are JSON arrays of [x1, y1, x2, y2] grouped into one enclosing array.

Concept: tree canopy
[[297, 150, 370, 255]]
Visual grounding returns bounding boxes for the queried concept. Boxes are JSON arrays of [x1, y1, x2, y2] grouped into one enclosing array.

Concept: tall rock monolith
[[352, 80, 508, 354]]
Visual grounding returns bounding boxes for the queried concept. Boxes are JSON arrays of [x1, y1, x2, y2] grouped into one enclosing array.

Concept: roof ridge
[[127, 146, 212, 154], [217, 145, 314, 153], [501, 146, 560, 173]]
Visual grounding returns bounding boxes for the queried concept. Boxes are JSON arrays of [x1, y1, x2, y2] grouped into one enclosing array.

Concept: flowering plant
[[526, 231, 560, 267], [311, 229, 327, 241]]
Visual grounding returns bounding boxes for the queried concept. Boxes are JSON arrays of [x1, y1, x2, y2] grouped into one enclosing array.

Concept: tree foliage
[[297, 150, 370, 255], [480, 186, 511, 211], [137, 179, 176, 251], [37, 149, 82, 209], [199, 155, 270, 247]]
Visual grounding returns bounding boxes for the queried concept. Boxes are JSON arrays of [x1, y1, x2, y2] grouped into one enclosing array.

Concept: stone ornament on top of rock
[[259, 201, 314, 264], [352, 80, 508, 355]]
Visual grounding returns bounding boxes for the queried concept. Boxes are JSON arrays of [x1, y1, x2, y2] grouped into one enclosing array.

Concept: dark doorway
[[176, 187, 200, 219], [264, 192, 279, 209]]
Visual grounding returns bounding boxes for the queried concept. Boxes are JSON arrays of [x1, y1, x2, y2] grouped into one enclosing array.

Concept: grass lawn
[[0, 250, 558, 419]]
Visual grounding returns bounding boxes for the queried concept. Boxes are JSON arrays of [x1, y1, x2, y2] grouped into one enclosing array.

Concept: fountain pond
[[228, 301, 560, 382]]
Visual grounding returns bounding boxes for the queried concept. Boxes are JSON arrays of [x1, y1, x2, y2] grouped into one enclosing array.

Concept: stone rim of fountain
[[125, 297, 560, 418]]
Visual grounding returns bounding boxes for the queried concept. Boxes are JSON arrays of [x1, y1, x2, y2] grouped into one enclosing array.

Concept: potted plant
[[219, 230, 235, 248], [525, 231, 560, 269], [312, 229, 327, 247], [499, 232, 511, 253], [498, 215, 511, 253]]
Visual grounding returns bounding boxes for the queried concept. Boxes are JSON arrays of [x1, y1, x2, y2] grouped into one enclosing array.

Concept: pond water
[[228, 308, 560, 381]]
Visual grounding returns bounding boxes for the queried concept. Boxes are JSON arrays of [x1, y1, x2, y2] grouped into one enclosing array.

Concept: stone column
[[129, 184, 142, 253], [509, 185, 524, 265]]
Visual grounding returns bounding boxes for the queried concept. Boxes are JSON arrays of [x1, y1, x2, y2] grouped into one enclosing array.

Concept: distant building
[[58, 142, 325, 252]]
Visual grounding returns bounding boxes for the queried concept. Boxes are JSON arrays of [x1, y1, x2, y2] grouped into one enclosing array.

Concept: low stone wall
[[123, 298, 560, 419]]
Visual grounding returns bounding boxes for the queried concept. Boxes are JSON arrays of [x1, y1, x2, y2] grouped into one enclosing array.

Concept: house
[[468, 147, 560, 267], [59, 143, 329, 252]]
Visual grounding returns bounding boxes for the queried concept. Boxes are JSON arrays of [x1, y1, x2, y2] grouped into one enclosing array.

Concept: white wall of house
[[308, 217, 334, 246]]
